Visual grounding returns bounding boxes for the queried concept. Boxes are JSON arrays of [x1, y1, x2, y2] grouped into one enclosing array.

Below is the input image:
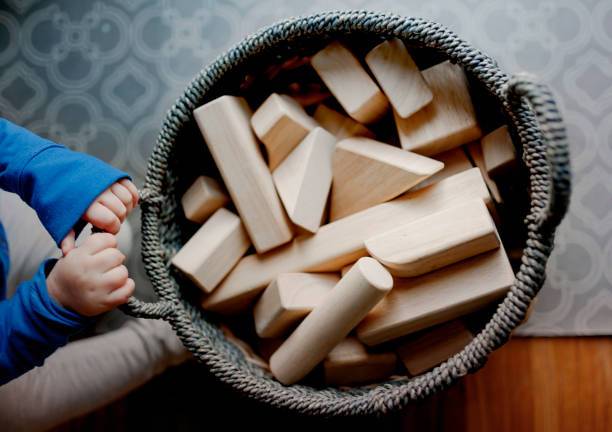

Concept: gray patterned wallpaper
[[0, 0, 610, 335]]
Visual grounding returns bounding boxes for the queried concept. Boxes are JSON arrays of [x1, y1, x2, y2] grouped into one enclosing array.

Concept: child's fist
[[47, 232, 135, 317]]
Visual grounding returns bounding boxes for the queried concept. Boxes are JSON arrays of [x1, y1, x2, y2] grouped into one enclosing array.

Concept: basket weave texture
[[120, 10, 571, 416]]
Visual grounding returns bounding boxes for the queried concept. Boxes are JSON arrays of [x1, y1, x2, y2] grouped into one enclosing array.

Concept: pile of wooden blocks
[[171, 38, 522, 386]]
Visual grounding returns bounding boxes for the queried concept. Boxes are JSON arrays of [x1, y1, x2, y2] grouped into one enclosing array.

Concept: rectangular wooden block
[[171, 208, 250, 293], [481, 125, 519, 178], [250, 93, 320, 170], [201, 168, 492, 314], [465, 141, 503, 204], [311, 41, 389, 124], [330, 137, 444, 221], [395, 60, 482, 156], [396, 320, 473, 376], [410, 148, 473, 191], [324, 336, 398, 386], [365, 37, 433, 118], [356, 246, 515, 346], [313, 104, 375, 140], [193, 95, 293, 253], [253, 273, 339, 338], [181, 175, 229, 224], [272, 127, 336, 233], [364, 199, 499, 277]]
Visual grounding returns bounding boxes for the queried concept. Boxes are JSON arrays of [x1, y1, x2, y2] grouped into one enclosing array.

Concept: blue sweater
[[0, 119, 128, 385]]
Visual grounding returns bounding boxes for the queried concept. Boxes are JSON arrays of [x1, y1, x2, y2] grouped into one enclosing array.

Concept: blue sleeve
[[0, 118, 129, 244], [0, 259, 94, 385]]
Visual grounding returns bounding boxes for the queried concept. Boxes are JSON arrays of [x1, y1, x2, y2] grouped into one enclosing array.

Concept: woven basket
[[120, 10, 571, 416]]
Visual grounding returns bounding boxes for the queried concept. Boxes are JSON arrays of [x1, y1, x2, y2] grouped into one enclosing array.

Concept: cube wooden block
[[272, 127, 336, 233], [324, 336, 398, 386], [465, 141, 503, 204], [171, 208, 250, 293], [313, 104, 375, 140], [396, 320, 473, 376], [330, 137, 444, 221], [395, 60, 482, 156], [250, 93, 320, 170], [311, 41, 389, 124], [356, 246, 515, 346], [410, 148, 473, 191], [481, 125, 518, 178], [181, 176, 229, 224], [253, 273, 339, 338], [364, 199, 499, 277], [193, 95, 293, 253], [365, 37, 433, 118], [201, 168, 492, 314]]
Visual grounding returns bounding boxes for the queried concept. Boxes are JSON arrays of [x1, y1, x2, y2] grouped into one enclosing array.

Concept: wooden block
[[253, 273, 339, 338], [340, 263, 354, 277], [269, 257, 393, 385], [181, 175, 229, 224], [356, 246, 515, 346], [410, 148, 472, 191], [171, 208, 250, 293], [201, 168, 492, 314], [313, 104, 375, 140], [257, 338, 285, 362], [311, 41, 389, 124], [250, 93, 320, 170], [272, 127, 336, 233], [364, 199, 499, 277], [395, 320, 473, 376], [394, 60, 482, 156], [330, 137, 444, 221], [465, 141, 503, 204], [481, 125, 518, 178], [365, 38, 433, 118], [193, 95, 293, 253], [324, 336, 398, 386]]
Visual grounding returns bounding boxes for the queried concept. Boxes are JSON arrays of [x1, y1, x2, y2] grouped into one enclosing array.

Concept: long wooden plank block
[[410, 148, 472, 192], [193, 95, 293, 253], [356, 246, 515, 346], [313, 104, 375, 140], [201, 168, 492, 314]]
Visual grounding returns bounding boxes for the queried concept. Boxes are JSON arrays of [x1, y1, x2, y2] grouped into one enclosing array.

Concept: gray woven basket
[[120, 10, 571, 416]]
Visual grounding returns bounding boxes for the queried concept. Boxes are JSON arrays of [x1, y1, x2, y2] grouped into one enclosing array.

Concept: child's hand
[[61, 179, 139, 255], [47, 233, 135, 316]]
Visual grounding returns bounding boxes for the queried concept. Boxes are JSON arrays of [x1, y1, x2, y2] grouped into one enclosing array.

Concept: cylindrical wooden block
[[269, 257, 393, 385]]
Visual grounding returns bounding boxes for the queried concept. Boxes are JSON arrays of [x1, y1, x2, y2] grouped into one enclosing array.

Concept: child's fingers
[[94, 247, 126, 272], [84, 202, 121, 234], [111, 182, 134, 215], [97, 189, 127, 222], [119, 178, 139, 206], [81, 232, 118, 255], [60, 229, 76, 256], [106, 278, 135, 307], [102, 264, 129, 289]]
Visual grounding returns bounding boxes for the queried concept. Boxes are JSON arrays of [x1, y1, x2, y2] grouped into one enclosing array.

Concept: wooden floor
[[52, 337, 611, 432]]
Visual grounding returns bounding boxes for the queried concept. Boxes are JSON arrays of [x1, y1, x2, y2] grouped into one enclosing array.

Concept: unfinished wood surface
[[356, 246, 514, 346], [253, 273, 339, 338], [395, 60, 482, 156], [193, 95, 293, 253], [272, 127, 335, 233], [269, 257, 393, 385], [170, 208, 250, 293], [311, 41, 389, 124], [364, 199, 499, 277], [411, 148, 473, 191], [250, 93, 320, 170], [465, 141, 503, 204], [330, 137, 444, 221], [181, 175, 229, 224], [365, 37, 433, 118], [396, 320, 474, 376], [481, 125, 518, 178], [324, 336, 398, 386], [201, 168, 492, 314], [313, 104, 375, 140]]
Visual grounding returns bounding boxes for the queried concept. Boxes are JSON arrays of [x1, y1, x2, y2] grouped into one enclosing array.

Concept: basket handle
[[505, 73, 572, 234]]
